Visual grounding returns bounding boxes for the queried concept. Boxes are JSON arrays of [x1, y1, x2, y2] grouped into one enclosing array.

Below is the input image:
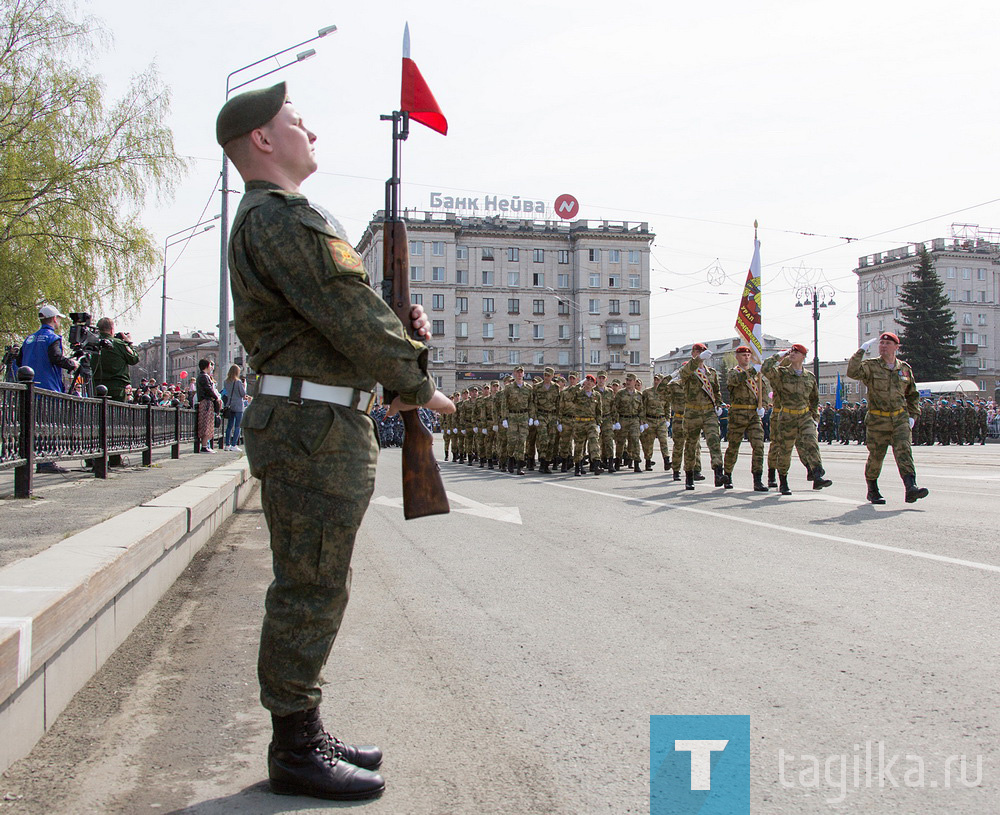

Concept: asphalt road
[[3, 441, 999, 814]]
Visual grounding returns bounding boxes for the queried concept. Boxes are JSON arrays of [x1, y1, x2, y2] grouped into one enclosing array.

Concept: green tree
[[897, 248, 961, 381], [0, 0, 185, 343]]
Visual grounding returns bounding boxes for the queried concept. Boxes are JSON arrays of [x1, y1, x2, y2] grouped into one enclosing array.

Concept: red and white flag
[[401, 23, 447, 135], [734, 237, 763, 369]]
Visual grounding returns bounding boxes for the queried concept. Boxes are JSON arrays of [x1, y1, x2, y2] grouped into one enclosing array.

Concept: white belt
[[258, 375, 375, 413]]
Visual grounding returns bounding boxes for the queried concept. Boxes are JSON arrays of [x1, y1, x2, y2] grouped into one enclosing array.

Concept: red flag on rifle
[[401, 23, 447, 135]]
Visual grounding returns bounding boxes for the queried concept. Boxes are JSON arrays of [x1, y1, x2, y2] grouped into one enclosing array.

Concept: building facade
[[854, 230, 1000, 394], [356, 211, 653, 394]]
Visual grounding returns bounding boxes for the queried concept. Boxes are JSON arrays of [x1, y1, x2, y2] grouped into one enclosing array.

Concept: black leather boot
[[561, 458, 570, 472], [723, 471, 733, 489], [693, 471, 705, 481], [574, 460, 582, 476], [663, 457, 671, 471], [526, 457, 535, 471], [614, 457, 622, 471], [685, 470, 695, 490], [645, 459, 654, 471], [867, 479, 886, 504], [633, 459, 641, 473], [539, 459, 550, 474], [767, 468, 777, 488], [753, 471, 768, 492], [673, 469, 681, 481], [714, 466, 725, 487], [779, 474, 792, 495], [903, 474, 928, 503], [507, 457, 516, 474], [590, 458, 601, 475], [479, 457, 486, 468], [811, 466, 832, 490], [517, 460, 526, 475], [269, 708, 384, 800]]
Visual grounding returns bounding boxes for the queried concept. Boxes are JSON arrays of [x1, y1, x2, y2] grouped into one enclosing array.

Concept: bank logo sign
[[650, 715, 750, 814]]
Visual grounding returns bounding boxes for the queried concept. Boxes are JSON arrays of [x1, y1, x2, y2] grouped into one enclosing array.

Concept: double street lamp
[[218, 25, 337, 373], [794, 284, 837, 382]]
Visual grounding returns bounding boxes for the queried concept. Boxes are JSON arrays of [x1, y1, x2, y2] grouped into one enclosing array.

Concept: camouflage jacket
[[500, 382, 532, 417], [679, 358, 721, 409], [762, 355, 818, 420], [641, 386, 667, 419], [595, 386, 616, 423], [613, 388, 643, 421], [846, 349, 919, 418], [531, 382, 561, 415], [726, 366, 763, 409]]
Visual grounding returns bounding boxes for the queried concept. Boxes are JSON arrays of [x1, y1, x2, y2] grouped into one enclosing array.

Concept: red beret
[[880, 332, 900, 344], [791, 343, 809, 355], [735, 345, 751, 353], [584, 373, 596, 382], [692, 342, 708, 352]]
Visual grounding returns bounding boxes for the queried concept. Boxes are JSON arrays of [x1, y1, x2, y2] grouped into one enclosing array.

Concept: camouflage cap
[[514, 365, 525, 373], [491, 380, 500, 387], [216, 81, 287, 147], [567, 371, 578, 378], [611, 378, 622, 385], [625, 373, 637, 381], [596, 370, 608, 377], [543, 366, 555, 375]]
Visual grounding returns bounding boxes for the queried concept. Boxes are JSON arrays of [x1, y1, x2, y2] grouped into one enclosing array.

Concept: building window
[[456, 245, 468, 260], [482, 269, 494, 286], [432, 320, 445, 336], [533, 324, 544, 340], [609, 299, 621, 315], [557, 273, 570, 288], [456, 349, 468, 363], [456, 296, 468, 313], [533, 299, 545, 315], [508, 298, 519, 314], [432, 294, 445, 310], [534, 351, 544, 365], [608, 249, 621, 263], [628, 274, 640, 289], [628, 250, 640, 264], [609, 274, 621, 289], [629, 300, 641, 315], [964, 313, 973, 325], [482, 247, 494, 261], [508, 350, 520, 364], [558, 250, 570, 264], [456, 322, 468, 338], [589, 325, 601, 340], [558, 300, 570, 316], [483, 323, 494, 339], [629, 324, 640, 340], [507, 247, 519, 262], [589, 299, 600, 314], [980, 291, 988, 302], [411, 293, 423, 305], [432, 266, 446, 282], [962, 331, 975, 344], [979, 314, 987, 325], [456, 269, 468, 285], [607, 323, 626, 338], [432, 241, 445, 256], [588, 248, 601, 262], [963, 291, 972, 302], [609, 351, 621, 364], [533, 249, 544, 262], [433, 374, 443, 387], [962, 267, 971, 279], [508, 270, 520, 287], [946, 290, 954, 301], [946, 268, 956, 279], [558, 325, 570, 340], [558, 350, 570, 366], [483, 349, 494, 363], [410, 265, 423, 282], [590, 350, 601, 364], [628, 351, 640, 364], [980, 334, 989, 348], [409, 240, 424, 255], [483, 297, 495, 313], [508, 324, 520, 340], [589, 272, 600, 287], [532, 271, 544, 287], [978, 268, 987, 281]]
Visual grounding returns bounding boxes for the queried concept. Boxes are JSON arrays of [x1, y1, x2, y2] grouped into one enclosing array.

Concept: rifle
[[380, 110, 449, 520]]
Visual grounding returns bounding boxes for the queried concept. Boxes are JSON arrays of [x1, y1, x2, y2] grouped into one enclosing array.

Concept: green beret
[[216, 81, 287, 147]]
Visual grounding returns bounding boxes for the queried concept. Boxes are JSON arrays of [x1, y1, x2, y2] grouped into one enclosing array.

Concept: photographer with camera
[[91, 317, 139, 402]]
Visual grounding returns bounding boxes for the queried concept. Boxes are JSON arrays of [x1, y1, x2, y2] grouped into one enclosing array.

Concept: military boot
[[693, 471, 706, 482], [517, 460, 526, 475], [663, 456, 671, 471], [811, 466, 832, 490], [590, 458, 602, 475], [443, 450, 449, 461], [866, 479, 886, 504], [467, 454, 475, 466], [685, 471, 695, 490], [673, 469, 681, 481], [633, 459, 641, 473], [714, 466, 725, 487], [903, 474, 929, 503], [539, 459, 550, 474], [613, 457, 622, 471], [561, 458, 570, 472], [767, 468, 778, 488], [723, 471, 733, 489], [479, 456, 486, 468], [526, 457, 535, 471], [645, 459, 654, 471], [752, 471, 768, 492], [574, 460, 583, 476], [269, 708, 385, 801], [779, 474, 792, 495], [487, 457, 494, 470], [507, 457, 516, 474]]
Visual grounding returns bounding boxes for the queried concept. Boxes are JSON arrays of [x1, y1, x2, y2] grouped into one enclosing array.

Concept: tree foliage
[[0, 0, 186, 343], [897, 248, 961, 381]]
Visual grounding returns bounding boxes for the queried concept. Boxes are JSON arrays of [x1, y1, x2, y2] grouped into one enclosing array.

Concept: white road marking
[[372, 492, 522, 525], [544, 482, 1000, 575]]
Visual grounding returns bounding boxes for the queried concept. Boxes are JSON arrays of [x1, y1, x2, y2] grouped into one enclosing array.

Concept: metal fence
[[1, 370, 219, 498]]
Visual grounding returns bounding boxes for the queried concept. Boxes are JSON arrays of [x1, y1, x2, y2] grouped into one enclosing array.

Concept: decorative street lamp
[[794, 284, 837, 382]]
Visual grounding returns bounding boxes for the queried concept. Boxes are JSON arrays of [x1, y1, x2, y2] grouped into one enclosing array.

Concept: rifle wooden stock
[[382, 218, 450, 520]]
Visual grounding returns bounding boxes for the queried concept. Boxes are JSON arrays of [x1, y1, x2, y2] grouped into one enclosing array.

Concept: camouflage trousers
[[670, 413, 700, 473], [485, 427, 498, 459], [640, 417, 670, 462], [682, 406, 723, 472], [570, 418, 600, 461], [505, 414, 530, 460], [769, 409, 822, 475], [242, 396, 377, 716], [443, 428, 452, 456], [864, 412, 915, 480], [724, 409, 764, 474], [599, 421, 615, 460], [525, 424, 538, 461], [559, 419, 577, 461], [615, 418, 641, 461], [534, 414, 558, 461]]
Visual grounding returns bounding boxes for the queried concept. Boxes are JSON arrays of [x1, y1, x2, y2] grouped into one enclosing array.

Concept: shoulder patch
[[326, 239, 364, 273]]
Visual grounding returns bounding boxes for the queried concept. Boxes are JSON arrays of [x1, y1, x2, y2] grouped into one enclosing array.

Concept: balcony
[[961, 344, 979, 355]]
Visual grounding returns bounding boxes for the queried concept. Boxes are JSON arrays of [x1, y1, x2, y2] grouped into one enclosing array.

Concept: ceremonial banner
[[835, 372, 843, 409], [735, 238, 763, 368], [401, 23, 448, 135]]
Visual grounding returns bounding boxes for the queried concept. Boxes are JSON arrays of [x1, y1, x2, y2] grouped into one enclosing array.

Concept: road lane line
[[544, 482, 1000, 575]]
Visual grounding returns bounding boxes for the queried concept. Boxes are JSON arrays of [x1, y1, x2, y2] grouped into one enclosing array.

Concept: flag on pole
[[835, 372, 843, 409], [401, 23, 447, 135], [734, 234, 763, 369]]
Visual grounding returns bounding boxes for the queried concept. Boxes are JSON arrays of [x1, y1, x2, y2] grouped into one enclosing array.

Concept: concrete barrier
[[0, 458, 255, 773]]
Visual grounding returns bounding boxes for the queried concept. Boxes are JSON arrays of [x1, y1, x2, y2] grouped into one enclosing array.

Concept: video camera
[[67, 313, 111, 354]]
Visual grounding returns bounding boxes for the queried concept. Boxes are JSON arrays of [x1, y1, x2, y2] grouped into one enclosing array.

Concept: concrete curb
[[0, 457, 255, 773]]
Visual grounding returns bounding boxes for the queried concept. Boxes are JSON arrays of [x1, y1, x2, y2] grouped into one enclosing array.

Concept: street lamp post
[[794, 285, 836, 383], [218, 25, 337, 376], [162, 218, 219, 382]]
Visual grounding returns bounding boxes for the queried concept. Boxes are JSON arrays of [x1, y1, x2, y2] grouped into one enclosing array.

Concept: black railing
[[2, 368, 220, 498]]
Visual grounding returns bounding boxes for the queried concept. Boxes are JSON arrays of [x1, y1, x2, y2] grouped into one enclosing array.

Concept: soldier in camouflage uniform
[[665, 374, 701, 482], [976, 401, 989, 444], [761, 344, 830, 495], [679, 343, 725, 490], [557, 371, 580, 470], [723, 346, 768, 491], [595, 371, 616, 470], [847, 332, 928, 504], [441, 393, 456, 460], [501, 365, 532, 474], [531, 367, 560, 473], [819, 402, 836, 443], [569, 373, 604, 475], [220, 82, 455, 800], [640, 373, 671, 470], [613, 373, 644, 472]]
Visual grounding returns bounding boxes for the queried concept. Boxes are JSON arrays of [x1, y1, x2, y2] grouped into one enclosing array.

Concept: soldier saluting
[[847, 332, 928, 504]]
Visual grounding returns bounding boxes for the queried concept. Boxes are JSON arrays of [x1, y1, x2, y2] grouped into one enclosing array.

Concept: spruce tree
[[897, 249, 961, 381]]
